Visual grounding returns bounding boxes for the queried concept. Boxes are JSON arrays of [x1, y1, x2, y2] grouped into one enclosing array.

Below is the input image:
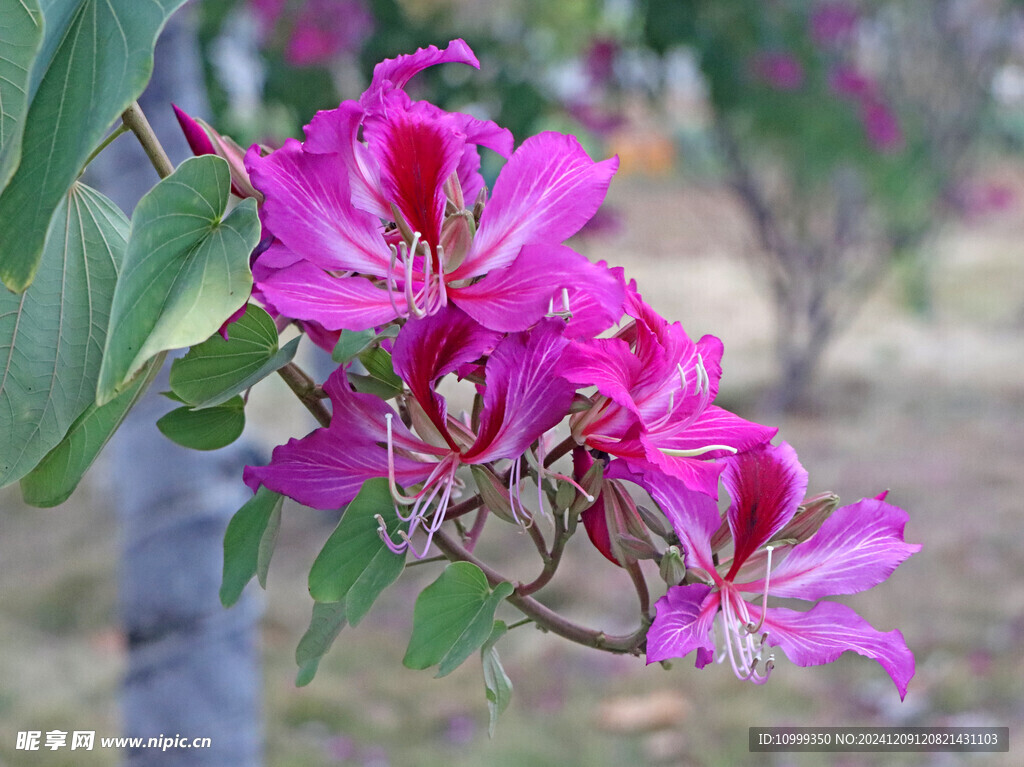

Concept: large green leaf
[[403, 562, 514, 678], [156, 396, 245, 451], [19, 354, 160, 507], [96, 155, 259, 404], [294, 601, 347, 687], [0, 0, 189, 292], [0, 0, 44, 192], [307, 477, 406, 626], [220, 486, 285, 607], [169, 303, 299, 408], [0, 182, 125, 487]]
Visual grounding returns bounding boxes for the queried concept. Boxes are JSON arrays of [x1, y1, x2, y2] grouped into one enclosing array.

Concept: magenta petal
[[561, 336, 642, 418], [636, 438, 728, 501], [363, 99, 463, 248], [362, 39, 479, 114], [646, 584, 719, 665], [761, 498, 921, 599], [643, 472, 720, 576], [256, 261, 402, 331], [173, 104, 216, 157], [724, 442, 808, 578], [451, 244, 622, 333], [463, 319, 575, 462], [323, 368, 445, 456], [303, 101, 391, 218], [392, 305, 502, 437], [243, 427, 433, 510], [650, 406, 776, 462], [246, 139, 392, 275], [456, 132, 619, 277], [762, 602, 916, 700]]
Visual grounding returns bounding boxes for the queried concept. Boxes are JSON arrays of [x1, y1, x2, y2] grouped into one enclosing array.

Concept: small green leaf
[[0, 0, 189, 292], [295, 601, 347, 687], [169, 304, 299, 408], [308, 478, 406, 626], [403, 562, 514, 678], [350, 347, 403, 399], [220, 486, 285, 607], [19, 355, 161, 507], [331, 329, 376, 364], [481, 621, 513, 737], [97, 155, 260, 404], [1, 183, 126, 487], [156, 396, 245, 451]]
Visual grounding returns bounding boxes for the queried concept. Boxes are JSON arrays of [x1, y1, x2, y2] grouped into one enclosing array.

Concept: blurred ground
[[2, 171, 1023, 766]]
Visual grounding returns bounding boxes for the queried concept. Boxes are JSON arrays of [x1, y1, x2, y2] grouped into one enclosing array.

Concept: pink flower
[[645, 442, 920, 699], [561, 286, 776, 498], [246, 40, 624, 336], [828, 65, 877, 100], [244, 307, 576, 556]]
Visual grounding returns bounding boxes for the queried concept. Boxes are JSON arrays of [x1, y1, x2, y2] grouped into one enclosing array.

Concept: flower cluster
[[214, 40, 919, 696]]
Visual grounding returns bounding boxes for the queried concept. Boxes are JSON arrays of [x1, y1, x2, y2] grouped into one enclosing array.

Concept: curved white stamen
[[385, 414, 420, 505], [404, 232, 425, 318], [745, 545, 774, 635], [660, 444, 739, 458], [386, 244, 405, 319]]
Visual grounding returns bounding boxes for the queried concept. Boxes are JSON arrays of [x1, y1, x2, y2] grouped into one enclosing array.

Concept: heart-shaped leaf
[[169, 303, 299, 408], [0, 183, 126, 487], [97, 155, 260, 403], [403, 562, 514, 677]]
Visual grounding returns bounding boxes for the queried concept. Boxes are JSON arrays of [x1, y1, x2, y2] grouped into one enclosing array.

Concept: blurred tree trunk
[[86, 7, 263, 766]]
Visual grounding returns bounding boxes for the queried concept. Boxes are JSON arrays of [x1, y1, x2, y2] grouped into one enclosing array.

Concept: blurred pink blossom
[[248, 0, 373, 66], [810, 1, 859, 46], [829, 65, 876, 100], [860, 98, 904, 152], [750, 52, 805, 91]]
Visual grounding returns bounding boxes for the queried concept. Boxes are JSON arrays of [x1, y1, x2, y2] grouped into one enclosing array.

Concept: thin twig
[[431, 529, 648, 654], [121, 101, 175, 179], [277, 362, 331, 428], [82, 124, 130, 170]]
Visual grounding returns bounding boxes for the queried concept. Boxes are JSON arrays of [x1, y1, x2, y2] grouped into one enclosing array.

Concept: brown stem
[[544, 435, 577, 468], [463, 506, 489, 552], [431, 529, 648, 654], [520, 513, 572, 596], [277, 362, 331, 428], [121, 101, 175, 179], [624, 559, 651, 617]]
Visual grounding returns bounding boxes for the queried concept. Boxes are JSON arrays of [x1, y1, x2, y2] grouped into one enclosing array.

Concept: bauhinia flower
[[244, 39, 624, 335], [244, 306, 576, 556], [561, 285, 776, 498], [645, 441, 920, 699]]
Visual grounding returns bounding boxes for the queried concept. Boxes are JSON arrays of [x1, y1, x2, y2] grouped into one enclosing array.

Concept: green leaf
[[403, 562, 515, 678], [156, 396, 245, 451], [307, 477, 406, 626], [0, 0, 189, 292], [220, 486, 285, 607], [169, 303, 299, 408], [97, 155, 260, 403], [0, 0, 44, 192], [349, 346, 403, 399], [331, 329, 375, 364], [481, 621, 513, 737], [0, 183, 126, 487], [257, 501, 282, 590], [295, 601, 347, 687], [19, 354, 161, 507]]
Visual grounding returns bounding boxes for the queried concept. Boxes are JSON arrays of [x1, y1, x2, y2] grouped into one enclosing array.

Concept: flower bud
[[776, 491, 840, 543], [659, 545, 687, 586]]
